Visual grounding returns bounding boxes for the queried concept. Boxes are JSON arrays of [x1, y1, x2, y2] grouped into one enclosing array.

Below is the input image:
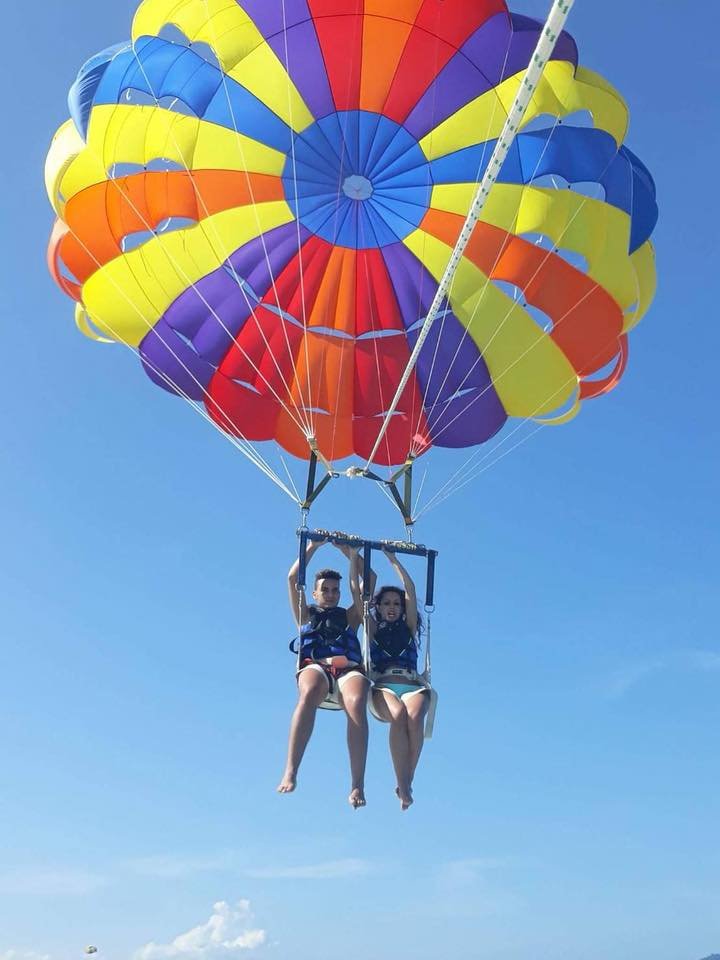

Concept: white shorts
[[297, 661, 368, 710]]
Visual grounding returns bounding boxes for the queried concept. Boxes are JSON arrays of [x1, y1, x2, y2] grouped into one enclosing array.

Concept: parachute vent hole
[[121, 216, 196, 252], [307, 325, 353, 340], [157, 216, 198, 235], [570, 181, 607, 201], [169, 327, 197, 352], [356, 329, 404, 341], [146, 157, 186, 173], [427, 386, 477, 409], [537, 391, 580, 421], [582, 354, 622, 383], [230, 379, 262, 395], [57, 258, 81, 286], [561, 109, 595, 129], [123, 87, 198, 117], [158, 25, 220, 67], [121, 229, 155, 252], [531, 173, 606, 203], [493, 280, 553, 334], [221, 269, 266, 308], [262, 303, 304, 330], [109, 162, 145, 179], [525, 303, 554, 334], [407, 305, 451, 334], [521, 113, 560, 134], [553, 247, 589, 274], [518, 232, 589, 275]]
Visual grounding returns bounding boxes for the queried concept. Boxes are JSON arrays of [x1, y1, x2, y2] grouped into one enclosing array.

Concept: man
[[277, 538, 369, 808]]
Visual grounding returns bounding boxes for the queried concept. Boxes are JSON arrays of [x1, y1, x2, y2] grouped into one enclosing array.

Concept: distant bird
[[84, 949, 98, 956]]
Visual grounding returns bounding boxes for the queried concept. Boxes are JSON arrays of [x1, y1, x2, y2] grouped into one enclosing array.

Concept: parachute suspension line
[[280, 0, 315, 439], [198, 0, 315, 434], [415, 311, 629, 518], [418, 29, 637, 460], [131, 24, 315, 439], [75, 96, 312, 447], [407, 19, 519, 455], [357, 215, 396, 470], [365, 0, 576, 470], [279, 455, 302, 504], [411, 103, 630, 491], [414, 112, 563, 453], [421, 270, 595, 450], [415, 108, 624, 462], [418, 423, 547, 519], [62, 227, 299, 501], [403, 0, 447, 460]]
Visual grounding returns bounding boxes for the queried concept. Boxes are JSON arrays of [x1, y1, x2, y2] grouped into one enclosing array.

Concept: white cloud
[[0, 868, 107, 896], [0, 952, 52, 960], [435, 858, 508, 888], [127, 855, 233, 879], [687, 650, 720, 672], [605, 649, 720, 698], [606, 658, 667, 698], [134, 901, 265, 960], [245, 858, 371, 880]]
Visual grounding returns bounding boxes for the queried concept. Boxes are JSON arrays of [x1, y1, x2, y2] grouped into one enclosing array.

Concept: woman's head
[[373, 586, 406, 623]]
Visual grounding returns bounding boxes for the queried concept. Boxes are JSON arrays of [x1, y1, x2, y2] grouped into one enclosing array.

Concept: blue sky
[[2, 1, 719, 958]]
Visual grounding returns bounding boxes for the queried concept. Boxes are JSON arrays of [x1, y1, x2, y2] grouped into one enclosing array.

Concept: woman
[[368, 550, 431, 811]]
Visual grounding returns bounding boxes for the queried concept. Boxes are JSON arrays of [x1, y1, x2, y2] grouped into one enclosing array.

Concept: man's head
[[312, 568, 342, 609]]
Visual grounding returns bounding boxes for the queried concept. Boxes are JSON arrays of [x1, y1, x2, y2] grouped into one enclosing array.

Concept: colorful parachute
[[46, 0, 657, 471]]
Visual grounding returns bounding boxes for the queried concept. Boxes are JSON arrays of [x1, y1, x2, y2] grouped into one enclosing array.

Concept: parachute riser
[[301, 447, 417, 531]]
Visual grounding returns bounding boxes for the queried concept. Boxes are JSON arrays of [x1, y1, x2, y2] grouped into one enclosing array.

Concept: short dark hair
[[314, 568, 342, 586]]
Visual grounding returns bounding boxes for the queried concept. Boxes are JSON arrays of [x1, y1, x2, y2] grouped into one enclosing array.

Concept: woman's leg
[[277, 667, 329, 794], [373, 690, 413, 810], [338, 674, 369, 808], [405, 691, 430, 784]]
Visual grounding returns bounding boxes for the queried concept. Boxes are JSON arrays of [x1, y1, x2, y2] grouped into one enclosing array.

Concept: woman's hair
[[372, 585, 422, 635]]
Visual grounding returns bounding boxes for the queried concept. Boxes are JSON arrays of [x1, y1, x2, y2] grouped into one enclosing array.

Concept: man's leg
[[277, 667, 329, 793], [338, 673, 369, 808]]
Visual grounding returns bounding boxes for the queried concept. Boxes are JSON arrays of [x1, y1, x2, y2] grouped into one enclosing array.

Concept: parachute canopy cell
[[46, 0, 658, 468]]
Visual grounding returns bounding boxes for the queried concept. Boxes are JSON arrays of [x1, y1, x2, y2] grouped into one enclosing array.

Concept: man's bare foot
[[349, 787, 366, 809], [395, 785, 413, 811], [277, 772, 297, 794]]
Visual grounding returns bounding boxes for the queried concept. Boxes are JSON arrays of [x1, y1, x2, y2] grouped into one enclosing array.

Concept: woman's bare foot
[[277, 772, 297, 794], [395, 785, 413, 811], [349, 787, 366, 809]]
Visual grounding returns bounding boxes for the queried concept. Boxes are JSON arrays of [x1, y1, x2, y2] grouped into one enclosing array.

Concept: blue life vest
[[291, 605, 362, 664], [370, 619, 418, 673]]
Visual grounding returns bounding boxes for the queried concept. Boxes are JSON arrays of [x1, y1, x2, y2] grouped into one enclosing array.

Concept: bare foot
[[349, 787, 366, 809], [277, 772, 297, 794], [395, 785, 413, 811]]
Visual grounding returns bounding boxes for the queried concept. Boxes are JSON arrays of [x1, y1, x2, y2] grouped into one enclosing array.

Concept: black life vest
[[371, 618, 418, 672], [290, 605, 362, 663]]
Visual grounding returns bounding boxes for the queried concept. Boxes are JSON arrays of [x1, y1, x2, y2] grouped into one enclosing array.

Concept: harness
[[371, 618, 418, 673], [290, 605, 362, 664]]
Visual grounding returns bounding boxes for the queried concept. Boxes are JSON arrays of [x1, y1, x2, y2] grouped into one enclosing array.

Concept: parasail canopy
[[46, 0, 658, 488]]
